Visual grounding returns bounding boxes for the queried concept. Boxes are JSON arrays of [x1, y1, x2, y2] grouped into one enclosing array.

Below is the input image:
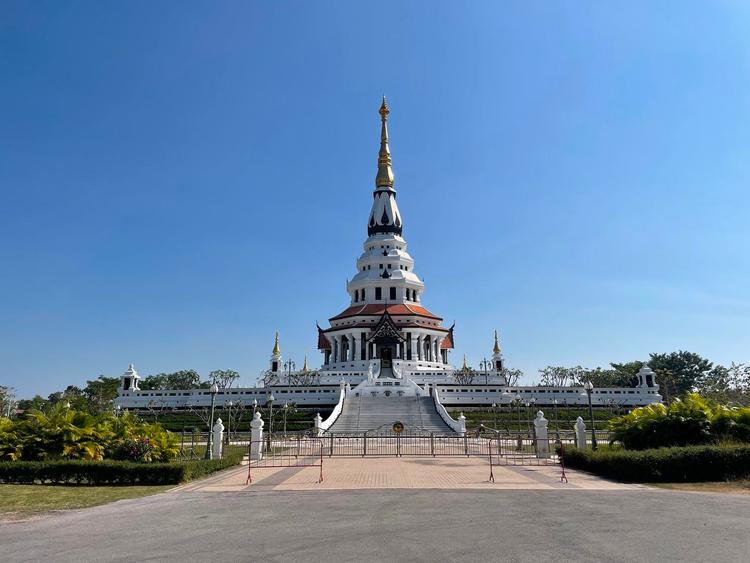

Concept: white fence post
[[458, 412, 466, 436], [212, 418, 224, 460], [250, 411, 265, 461], [533, 411, 549, 459], [575, 417, 587, 449]]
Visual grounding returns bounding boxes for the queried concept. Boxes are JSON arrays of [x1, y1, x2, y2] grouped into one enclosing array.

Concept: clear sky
[[2, 1, 749, 398]]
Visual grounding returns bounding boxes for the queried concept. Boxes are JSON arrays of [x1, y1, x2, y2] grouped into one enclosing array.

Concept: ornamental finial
[[462, 354, 468, 370], [375, 97, 394, 189], [272, 331, 281, 356], [493, 330, 501, 354], [302, 355, 309, 372]]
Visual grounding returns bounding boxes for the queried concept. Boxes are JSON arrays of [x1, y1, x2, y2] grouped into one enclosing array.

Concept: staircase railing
[[317, 385, 346, 435], [432, 387, 465, 434]]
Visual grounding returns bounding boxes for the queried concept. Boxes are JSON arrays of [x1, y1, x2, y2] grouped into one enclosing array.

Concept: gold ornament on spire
[[493, 330, 501, 354], [272, 331, 280, 356], [375, 96, 395, 189], [462, 354, 468, 370], [302, 355, 309, 372]]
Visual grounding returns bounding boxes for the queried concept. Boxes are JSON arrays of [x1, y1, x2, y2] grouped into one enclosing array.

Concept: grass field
[[651, 481, 750, 494], [0, 485, 171, 521]]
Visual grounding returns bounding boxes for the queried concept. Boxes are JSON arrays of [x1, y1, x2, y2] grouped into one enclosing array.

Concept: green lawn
[[0, 484, 171, 520], [650, 481, 750, 494]]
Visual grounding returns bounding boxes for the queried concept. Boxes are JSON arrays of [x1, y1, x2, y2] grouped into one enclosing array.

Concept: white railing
[[318, 385, 346, 433], [432, 387, 464, 434]]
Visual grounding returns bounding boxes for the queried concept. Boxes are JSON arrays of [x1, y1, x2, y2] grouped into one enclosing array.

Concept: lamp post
[[283, 402, 289, 437], [284, 359, 296, 383], [513, 396, 522, 450], [491, 402, 497, 430], [226, 401, 233, 445], [479, 358, 492, 385], [115, 404, 122, 419], [266, 392, 275, 451], [524, 401, 531, 434], [252, 398, 258, 415], [553, 399, 560, 433], [583, 381, 598, 451], [204, 383, 219, 460]]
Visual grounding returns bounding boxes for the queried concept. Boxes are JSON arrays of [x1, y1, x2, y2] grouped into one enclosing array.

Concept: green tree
[[0, 386, 16, 418], [209, 369, 240, 389], [17, 395, 47, 412], [83, 376, 120, 414], [140, 370, 203, 390], [609, 361, 644, 387], [648, 351, 713, 401]]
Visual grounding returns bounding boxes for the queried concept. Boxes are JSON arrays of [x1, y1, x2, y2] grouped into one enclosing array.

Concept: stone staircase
[[327, 395, 455, 434]]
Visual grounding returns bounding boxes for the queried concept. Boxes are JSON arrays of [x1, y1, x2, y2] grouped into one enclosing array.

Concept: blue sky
[[2, 1, 749, 398]]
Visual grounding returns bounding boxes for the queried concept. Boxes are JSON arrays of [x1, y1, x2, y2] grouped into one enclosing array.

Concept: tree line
[[4, 369, 242, 417]]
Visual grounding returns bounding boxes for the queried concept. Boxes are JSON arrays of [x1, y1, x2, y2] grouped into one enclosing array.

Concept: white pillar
[[417, 335, 423, 361], [575, 417, 587, 449], [533, 411, 549, 459], [250, 411, 265, 461], [212, 418, 225, 459], [314, 412, 323, 437], [458, 412, 466, 436]]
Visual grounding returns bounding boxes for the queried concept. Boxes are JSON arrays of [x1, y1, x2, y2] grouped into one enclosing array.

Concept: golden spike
[[302, 355, 309, 372], [375, 96, 394, 189], [493, 330, 501, 354], [462, 354, 468, 370], [272, 331, 281, 356]]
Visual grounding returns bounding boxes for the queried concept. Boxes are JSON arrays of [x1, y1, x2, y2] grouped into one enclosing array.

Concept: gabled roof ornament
[[272, 331, 281, 356]]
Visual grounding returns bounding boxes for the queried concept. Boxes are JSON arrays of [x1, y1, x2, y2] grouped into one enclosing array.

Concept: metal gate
[[245, 438, 324, 484]]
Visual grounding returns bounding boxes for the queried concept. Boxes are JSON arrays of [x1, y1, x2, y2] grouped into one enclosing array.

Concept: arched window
[[375, 287, 382, 300], [361, 288, 366, 301]]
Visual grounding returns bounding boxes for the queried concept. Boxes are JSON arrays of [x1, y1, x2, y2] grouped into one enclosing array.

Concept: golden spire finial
[[462, 354, 468, 370], [493, 330, 501, 354], [272, 331, 280, 356], [302, 355, 309, 372], [375, 96, 394, 189]]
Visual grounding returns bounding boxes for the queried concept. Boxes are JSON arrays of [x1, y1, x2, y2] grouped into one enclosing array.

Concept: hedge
[[563, 444, 750, 482], [0, 450, 244, 485]]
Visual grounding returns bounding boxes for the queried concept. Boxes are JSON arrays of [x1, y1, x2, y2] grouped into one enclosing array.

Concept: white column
[[352, 333, 359, 361], [250, 412, 264, 461], [436, 337, 444, 363], [575, 417, 587, 448], [334, 335, 341, 363], [313, 412, 323, 437], [417, 335, 423, 361], [533, 411, 549, 459], [212, 418, 224, 459]]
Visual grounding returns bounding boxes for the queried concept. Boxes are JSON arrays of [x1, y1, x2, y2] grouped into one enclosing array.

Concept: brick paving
[[173, 457, 643, 493]]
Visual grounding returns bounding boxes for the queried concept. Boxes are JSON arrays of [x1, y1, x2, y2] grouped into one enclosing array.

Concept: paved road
[[2, 489, 748, 562]]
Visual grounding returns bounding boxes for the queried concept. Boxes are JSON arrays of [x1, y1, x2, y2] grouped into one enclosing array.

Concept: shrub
[[0, 452, 245, 485], [5, 406, 181, 462], [608, 394, 750, 449], [564, 444, 750, 482]]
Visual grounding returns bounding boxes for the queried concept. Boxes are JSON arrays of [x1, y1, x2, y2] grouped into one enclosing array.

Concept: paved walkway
[[174, 457, 642, 493]]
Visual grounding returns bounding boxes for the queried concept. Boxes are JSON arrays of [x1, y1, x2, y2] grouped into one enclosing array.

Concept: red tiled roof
[[330, 303, 443, 321], [441, 331, 454, 349], [317, 325, 331, 350]]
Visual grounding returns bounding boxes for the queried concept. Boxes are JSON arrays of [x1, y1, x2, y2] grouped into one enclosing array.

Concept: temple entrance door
[[380, 347, 392, 368]]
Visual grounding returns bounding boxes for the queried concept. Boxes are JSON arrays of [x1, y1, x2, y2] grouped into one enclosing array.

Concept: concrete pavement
[[2, 486, 749, 562]]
